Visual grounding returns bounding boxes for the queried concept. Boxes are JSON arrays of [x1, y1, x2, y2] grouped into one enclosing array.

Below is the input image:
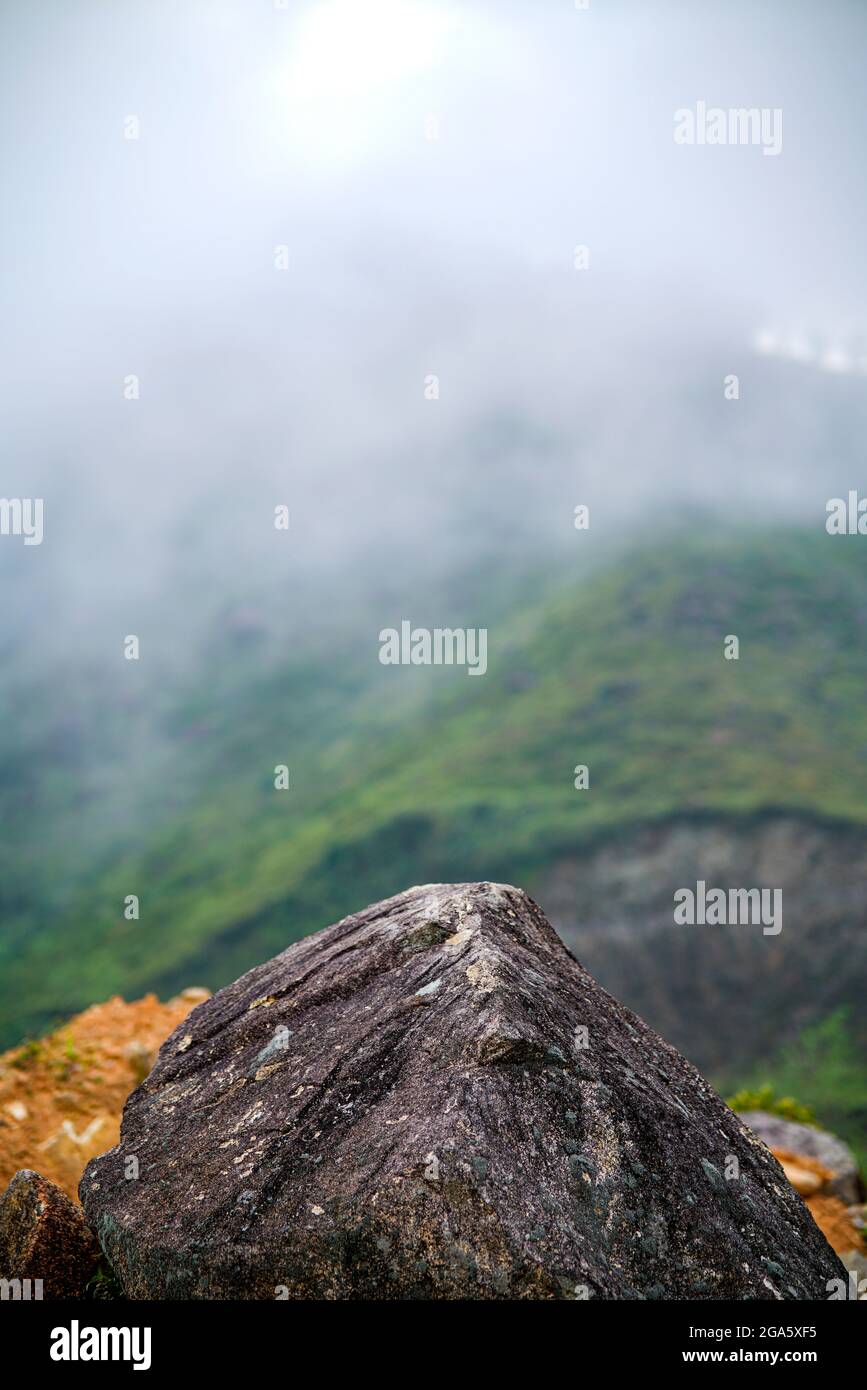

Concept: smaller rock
[[779, 1159, 823, 1197], [0, 1169, 100, 1299], [740, 1112, 863, 1205]]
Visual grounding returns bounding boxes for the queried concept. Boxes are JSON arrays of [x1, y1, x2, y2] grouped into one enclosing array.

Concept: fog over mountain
[[3, 0, 867, 650]]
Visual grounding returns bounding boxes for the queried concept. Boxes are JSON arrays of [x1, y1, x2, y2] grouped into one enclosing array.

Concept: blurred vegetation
[[723, 1011, 866, 1174], [726, 1085, 817, 1126]]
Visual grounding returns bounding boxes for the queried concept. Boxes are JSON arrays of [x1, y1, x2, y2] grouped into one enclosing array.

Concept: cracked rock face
[[80, 883, 845, 1299]]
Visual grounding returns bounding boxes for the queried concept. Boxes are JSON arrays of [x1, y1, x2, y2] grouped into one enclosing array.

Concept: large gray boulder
[[81, 883, 845, 1299]]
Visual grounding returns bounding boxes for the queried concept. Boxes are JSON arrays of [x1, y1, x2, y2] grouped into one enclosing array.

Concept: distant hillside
[[1, 526, 866, 1158]]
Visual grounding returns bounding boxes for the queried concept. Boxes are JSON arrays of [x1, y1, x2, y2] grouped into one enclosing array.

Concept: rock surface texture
[[81, 883, 846, 1300], [0, 1168, 100, 1298]]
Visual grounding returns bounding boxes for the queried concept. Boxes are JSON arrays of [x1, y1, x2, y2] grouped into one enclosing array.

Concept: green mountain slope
[[3, 527, 867, 1125]]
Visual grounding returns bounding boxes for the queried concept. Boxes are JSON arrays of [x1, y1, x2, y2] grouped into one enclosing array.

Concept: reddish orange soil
[[0, 989, 209, 1202]]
